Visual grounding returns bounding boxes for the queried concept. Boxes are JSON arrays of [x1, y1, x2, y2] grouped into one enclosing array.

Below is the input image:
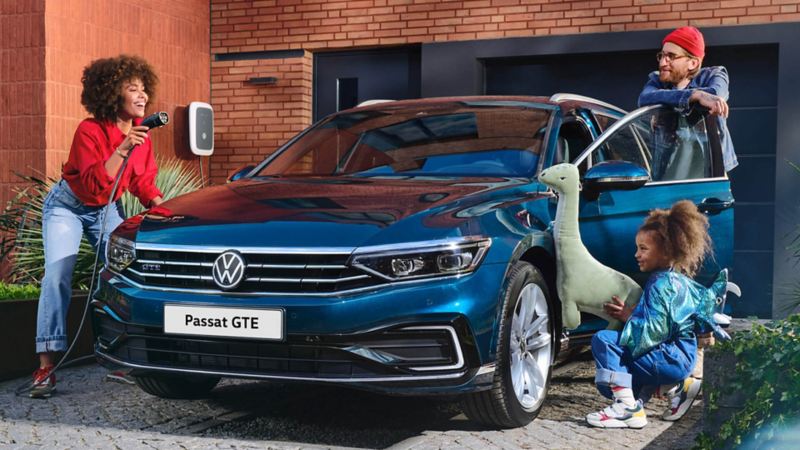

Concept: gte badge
[[212, 251, 245, 289]]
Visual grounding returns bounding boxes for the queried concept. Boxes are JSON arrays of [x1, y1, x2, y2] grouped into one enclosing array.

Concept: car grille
[[122, 248, 385, 294], [95, 314, 467, 379]]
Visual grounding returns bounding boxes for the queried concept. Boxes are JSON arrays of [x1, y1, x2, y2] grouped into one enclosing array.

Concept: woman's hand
[[603, 295, 634, 322], [116, 125, 149, 157]]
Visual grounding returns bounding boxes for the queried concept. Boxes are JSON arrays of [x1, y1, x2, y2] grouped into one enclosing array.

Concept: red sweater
[[62, 118, 162, 208]]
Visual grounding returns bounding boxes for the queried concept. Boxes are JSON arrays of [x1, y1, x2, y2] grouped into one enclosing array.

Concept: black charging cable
[[15, 112, 169, 397]]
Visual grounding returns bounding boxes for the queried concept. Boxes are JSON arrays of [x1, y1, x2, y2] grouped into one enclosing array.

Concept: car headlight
[[351, 238, 491, 281], [106, 235, 136, 273]]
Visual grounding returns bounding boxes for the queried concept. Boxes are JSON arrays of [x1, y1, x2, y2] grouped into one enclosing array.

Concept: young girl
[[585, 200, 718, 428]]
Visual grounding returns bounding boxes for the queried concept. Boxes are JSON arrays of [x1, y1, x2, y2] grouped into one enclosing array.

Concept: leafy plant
[[695, 315, 800, 449], [786, 161, 800, 314], [0, 157, 203, 289], [0, 282, 41, 301]]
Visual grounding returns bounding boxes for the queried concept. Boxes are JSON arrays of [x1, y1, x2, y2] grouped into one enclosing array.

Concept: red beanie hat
[[662, 26, 705, 58]]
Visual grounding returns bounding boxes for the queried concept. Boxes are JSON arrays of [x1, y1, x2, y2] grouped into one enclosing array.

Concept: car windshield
[[254, 101, 552, 178]]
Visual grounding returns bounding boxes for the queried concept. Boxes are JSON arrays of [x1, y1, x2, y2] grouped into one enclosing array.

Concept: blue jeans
[[591, 329, 696, 401], [36, 180, 124, 353]]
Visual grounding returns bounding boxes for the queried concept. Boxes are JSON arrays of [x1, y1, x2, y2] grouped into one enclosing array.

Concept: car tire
[[462, 261, 554, 428], [134, 373, 221, 399]]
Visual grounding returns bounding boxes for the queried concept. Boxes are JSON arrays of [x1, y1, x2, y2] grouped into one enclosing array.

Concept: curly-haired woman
[[30, 55, 164, 398]]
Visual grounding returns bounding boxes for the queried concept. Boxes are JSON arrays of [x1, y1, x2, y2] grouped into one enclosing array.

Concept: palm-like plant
[[0, 157, 204, 289]]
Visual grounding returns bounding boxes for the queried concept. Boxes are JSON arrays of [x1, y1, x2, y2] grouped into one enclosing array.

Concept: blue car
[[94, 95, 733, 428]]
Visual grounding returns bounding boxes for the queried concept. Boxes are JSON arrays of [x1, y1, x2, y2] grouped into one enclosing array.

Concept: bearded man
[[638, 26, 738, 172]]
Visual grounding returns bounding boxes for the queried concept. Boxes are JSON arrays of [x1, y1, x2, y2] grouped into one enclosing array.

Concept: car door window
[[579, 108, 714, 181], [594, 113, 619, 133], [648, 111, 713, 181]]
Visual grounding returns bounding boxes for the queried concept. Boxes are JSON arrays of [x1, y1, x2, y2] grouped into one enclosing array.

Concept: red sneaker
[[29, 365, 56, 399]]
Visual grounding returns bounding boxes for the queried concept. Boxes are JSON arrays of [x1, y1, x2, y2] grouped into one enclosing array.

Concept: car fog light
[[391, 257, 425, 277]]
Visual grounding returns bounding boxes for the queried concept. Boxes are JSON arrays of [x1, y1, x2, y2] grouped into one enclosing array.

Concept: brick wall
[[209, 52, 312, 184], [209, 0, 799, 180], [0, 0, 46, 208]]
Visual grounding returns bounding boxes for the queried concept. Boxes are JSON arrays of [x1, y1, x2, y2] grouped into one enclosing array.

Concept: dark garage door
[[313, 46, 421, 122], [485, 45, 778, 318]]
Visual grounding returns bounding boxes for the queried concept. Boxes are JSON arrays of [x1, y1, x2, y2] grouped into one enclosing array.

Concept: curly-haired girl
[[585, 200, 716, 428], [31, 55, 164, 398]]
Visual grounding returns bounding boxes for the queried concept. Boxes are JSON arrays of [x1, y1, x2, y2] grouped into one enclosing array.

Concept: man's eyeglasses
[[656, 51, 693, 63]]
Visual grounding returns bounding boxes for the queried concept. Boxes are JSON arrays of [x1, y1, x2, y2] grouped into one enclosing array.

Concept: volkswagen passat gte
[[94, 95, 733, 427]]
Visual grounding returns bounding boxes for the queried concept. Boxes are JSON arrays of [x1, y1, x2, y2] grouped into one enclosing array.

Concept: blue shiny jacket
[[619, 269, 726, 359], [638, 66, 738, 172]]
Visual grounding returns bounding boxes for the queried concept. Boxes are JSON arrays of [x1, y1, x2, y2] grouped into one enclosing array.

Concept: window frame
[[573, 105, 725, 183]]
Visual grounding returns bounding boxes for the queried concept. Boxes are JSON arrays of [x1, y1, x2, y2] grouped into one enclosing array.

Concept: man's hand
[[690, 90, 729, 118], [604, 295, 634, 322]]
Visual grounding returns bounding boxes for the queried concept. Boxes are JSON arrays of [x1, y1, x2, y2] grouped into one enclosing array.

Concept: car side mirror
[[582, 160, 649, 200], [228, 165, 255, 183]]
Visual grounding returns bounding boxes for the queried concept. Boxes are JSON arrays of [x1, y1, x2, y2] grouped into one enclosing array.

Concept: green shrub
[[0, 157, 203, 289], [695, 315, 800, 449], [0, 282, 40, 301], [787, 161, 800, 315]]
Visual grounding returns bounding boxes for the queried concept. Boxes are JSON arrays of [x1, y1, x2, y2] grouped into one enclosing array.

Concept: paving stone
[[0, 359, 703, 449]]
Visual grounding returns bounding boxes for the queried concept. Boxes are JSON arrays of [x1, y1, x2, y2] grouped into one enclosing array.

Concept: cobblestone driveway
[[0, 355, 702, 449]]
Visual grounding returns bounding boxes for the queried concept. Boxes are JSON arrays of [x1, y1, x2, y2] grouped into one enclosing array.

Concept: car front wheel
[[462, 261, 554, 428]]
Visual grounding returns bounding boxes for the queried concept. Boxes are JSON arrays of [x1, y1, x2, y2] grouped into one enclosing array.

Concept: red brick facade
[[210, 52, 312, 184], [208, 0, 799, 180]]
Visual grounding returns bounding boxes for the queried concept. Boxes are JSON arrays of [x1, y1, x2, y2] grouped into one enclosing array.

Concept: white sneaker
[[586, 399, 648, 428], [662, 377, 702, 421]]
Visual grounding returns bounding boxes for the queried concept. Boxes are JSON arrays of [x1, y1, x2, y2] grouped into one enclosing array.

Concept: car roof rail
[[549, 93, 627, 115], [357, 99, 395, 107]]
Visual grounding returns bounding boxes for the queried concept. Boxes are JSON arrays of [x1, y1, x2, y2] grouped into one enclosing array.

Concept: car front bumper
[[92, 263, 508, 394]]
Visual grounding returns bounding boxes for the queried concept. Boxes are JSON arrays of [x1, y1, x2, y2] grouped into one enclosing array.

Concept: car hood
[[131, 176, 543, 248]]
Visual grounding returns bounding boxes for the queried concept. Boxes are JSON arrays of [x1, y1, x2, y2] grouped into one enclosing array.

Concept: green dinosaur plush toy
[[538, 163, 642, 330]]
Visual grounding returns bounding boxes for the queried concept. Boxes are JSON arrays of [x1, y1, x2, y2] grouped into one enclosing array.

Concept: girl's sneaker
[[586, 399, 648, 428], [29, 366, 56, 399], [662, 377, 702, 421]]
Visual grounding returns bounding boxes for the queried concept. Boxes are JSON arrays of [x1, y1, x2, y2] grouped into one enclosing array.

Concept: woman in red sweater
[[30, 55, 163, 398]]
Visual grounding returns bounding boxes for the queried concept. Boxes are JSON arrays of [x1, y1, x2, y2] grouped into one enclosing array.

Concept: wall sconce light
[[246, 76, 278, 85]]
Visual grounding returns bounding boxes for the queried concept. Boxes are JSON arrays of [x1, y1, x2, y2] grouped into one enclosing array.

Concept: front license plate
[[164, 304, 283, 340]]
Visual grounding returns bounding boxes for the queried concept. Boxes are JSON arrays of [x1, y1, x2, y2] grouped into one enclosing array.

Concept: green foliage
[[120, 157, 205, 218], [0, 157, 203, 289], [788, 161, 800, 314], [0, 282, 40, 301], [695, 315, 800, 449]]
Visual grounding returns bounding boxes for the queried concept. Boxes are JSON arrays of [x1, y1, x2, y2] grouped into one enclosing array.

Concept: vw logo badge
[[212, 251, 245, 290]]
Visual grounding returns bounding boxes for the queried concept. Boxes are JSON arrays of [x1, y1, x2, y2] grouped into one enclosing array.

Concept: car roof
[[349, 94, 627, 117]]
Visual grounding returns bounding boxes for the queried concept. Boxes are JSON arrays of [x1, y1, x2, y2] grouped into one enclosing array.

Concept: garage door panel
[[730, 156, 776, 202], [705, 45, 778, 108], [734, 204, 775, 251], [727, 108, 777, 155]]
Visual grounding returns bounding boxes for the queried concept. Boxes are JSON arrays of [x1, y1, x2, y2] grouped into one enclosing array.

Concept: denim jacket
[[638, 66, 738, 172]]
